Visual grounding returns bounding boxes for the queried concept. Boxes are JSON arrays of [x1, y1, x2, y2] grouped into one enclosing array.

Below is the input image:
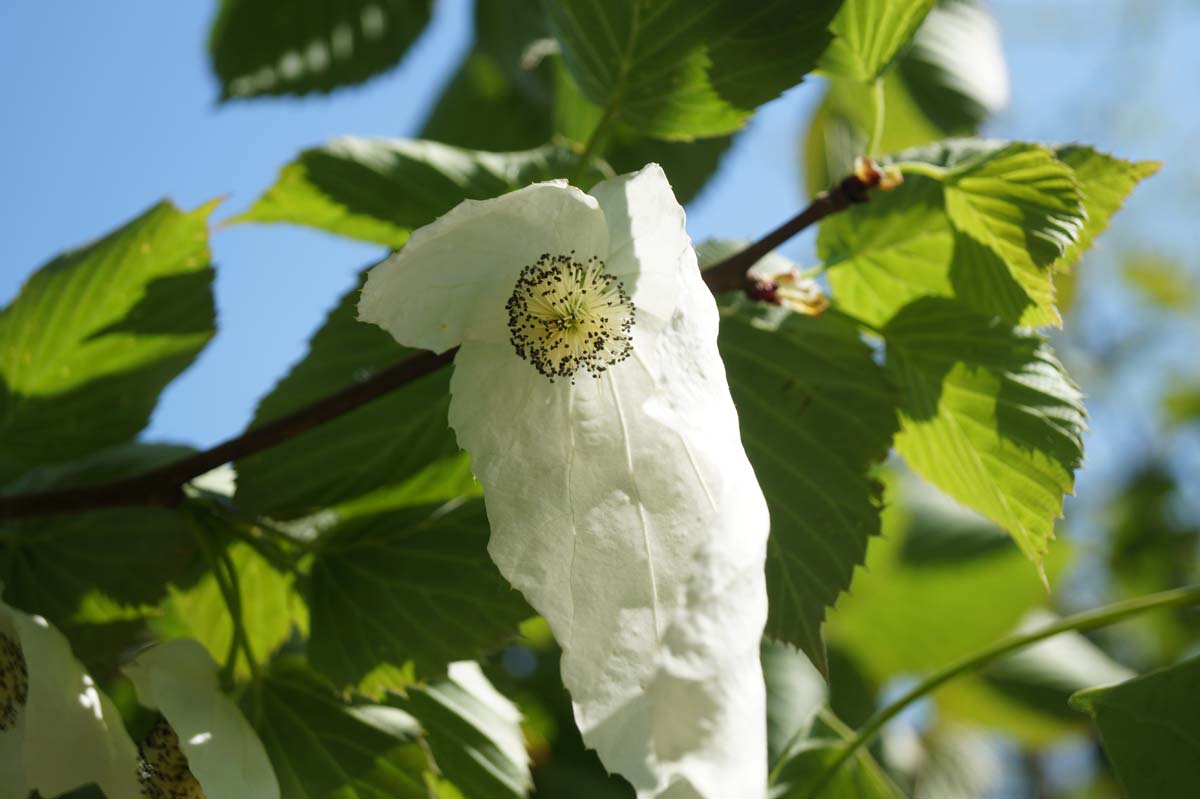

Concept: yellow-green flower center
[[506, 253, 635, 382], [138, 718, 205, 799], [0, 632, 28, 731]]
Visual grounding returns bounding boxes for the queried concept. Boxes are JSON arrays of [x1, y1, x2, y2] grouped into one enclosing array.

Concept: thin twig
[[0, 349, 453, 518], [702, 167, 882, 296], [0, 168, 882, 521]]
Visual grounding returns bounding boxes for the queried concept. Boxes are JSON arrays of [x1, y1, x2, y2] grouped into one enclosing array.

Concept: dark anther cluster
[[138, 717, 206, 799], [506, 252, 635, 383], [0, 632, 28, 731]]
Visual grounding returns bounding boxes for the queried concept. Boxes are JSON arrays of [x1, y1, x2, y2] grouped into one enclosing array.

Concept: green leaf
[[247, 657, 432, 799], [896, 0, 1009, 133], [826, 475, 1080, 744], [763, 639, 827, 768], [823, 141, 1154, 329], [393, 662, 532, 799], [554, 62, 734, 204], [1054, 146, 1161, 271], [156, 541, 307, 679], [717, 298, 898, 672], [939, 143, 1084, 326], [307, 500, 531, 687], [0, 201, 215, 479], [234, 273, 458, 519], [0, 444, 205, 627], [545, 0, 841, 139], [983, 609, 1135, 720], [819, 0, 937, 82], [209, 0, 432, 99], [804, 0, 1009, 194], [236, 138, 585, 247], [1071, 657, 1200, 799], [884, 298, 1085, 567], [1120, 253, 1194, 310], [822, 173, 955, 327], [771, 715, 904, 799], [419, 0, 554, 152], [824, 141, 1090, 327]]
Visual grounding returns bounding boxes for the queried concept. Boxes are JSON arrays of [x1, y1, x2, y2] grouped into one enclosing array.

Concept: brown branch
[[703, 162, 885, 296], [0, 165, 884, 521]]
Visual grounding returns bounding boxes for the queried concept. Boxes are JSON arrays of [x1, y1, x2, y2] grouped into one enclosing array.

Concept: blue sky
[[1, 0, 1197, 518]]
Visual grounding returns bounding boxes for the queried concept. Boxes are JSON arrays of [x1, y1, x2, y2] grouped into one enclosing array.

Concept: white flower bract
[[360, 165, 770, 798], [122, 638, 279, 799], [0, 595, 141, 799]]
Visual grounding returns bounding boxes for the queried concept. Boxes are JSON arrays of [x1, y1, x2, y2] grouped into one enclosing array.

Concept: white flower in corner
[[0, 595, 141, 799], [359, 165, 770, 798], [122, 638, 279, 799]]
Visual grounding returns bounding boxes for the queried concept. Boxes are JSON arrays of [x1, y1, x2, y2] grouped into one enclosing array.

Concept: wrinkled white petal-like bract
[[123, 638, 280, 799], [0, 595, 141, 799], [360, 165, 770, 798]]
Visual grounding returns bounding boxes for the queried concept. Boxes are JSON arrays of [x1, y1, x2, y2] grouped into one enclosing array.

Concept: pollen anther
[[0, 632, 28, 731], [506, 253, 635, 382]]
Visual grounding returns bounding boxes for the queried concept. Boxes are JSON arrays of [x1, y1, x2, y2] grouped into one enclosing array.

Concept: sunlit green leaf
[[820, 0, 936, 82], [1054, 146, 1161, 272], [938, 143, 1084, 326], [1071, 657, 1200, 799], [545, 0, 840, 139], [156, 541, 307, 679], [209, 0, 432, 99], [825, 141, 1152, 328], [884, 298, 1085, 567], [0, 201, 215, 480]]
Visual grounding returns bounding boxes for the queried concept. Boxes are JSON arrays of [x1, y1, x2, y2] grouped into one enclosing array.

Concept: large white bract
[[0, 595, 141, 799], [123, 638, 279, 799], [360, 165, 770, 798]]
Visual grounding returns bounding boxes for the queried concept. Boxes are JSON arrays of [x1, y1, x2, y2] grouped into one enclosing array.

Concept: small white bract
[[122, 638, 279, 799], [0, 593, 142, 799], [360, 165, 770, 799]]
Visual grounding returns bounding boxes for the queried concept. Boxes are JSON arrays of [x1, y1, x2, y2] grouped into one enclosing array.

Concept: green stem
[[188, 507, 262, 682], [866, 78, 886, 156], [216, 542, 262, 680], [804, 584, 1200, 798], [890, 160, 945, 180], [570, 101, 619, 185]]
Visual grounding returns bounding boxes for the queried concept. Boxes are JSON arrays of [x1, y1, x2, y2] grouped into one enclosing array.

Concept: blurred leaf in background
[[210, 0, 432, 99]]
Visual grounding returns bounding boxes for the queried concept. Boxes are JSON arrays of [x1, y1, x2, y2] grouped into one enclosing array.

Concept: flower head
[[0, 594, 142, 799], [360, 165, 770, 798], [122, 638, 279, 799]]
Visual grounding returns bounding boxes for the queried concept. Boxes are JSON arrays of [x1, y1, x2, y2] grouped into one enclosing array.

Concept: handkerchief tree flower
[[122, 638, 280, 799], [0, 595, 141, 799], [359, 165, 771, 797]]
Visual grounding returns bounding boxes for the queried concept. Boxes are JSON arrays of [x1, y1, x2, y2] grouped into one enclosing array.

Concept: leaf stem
[[570, 101, 619, 185], [867, 78, 886, 157], [188, 505, 262, 682], [803, 584, 1200, 798]]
